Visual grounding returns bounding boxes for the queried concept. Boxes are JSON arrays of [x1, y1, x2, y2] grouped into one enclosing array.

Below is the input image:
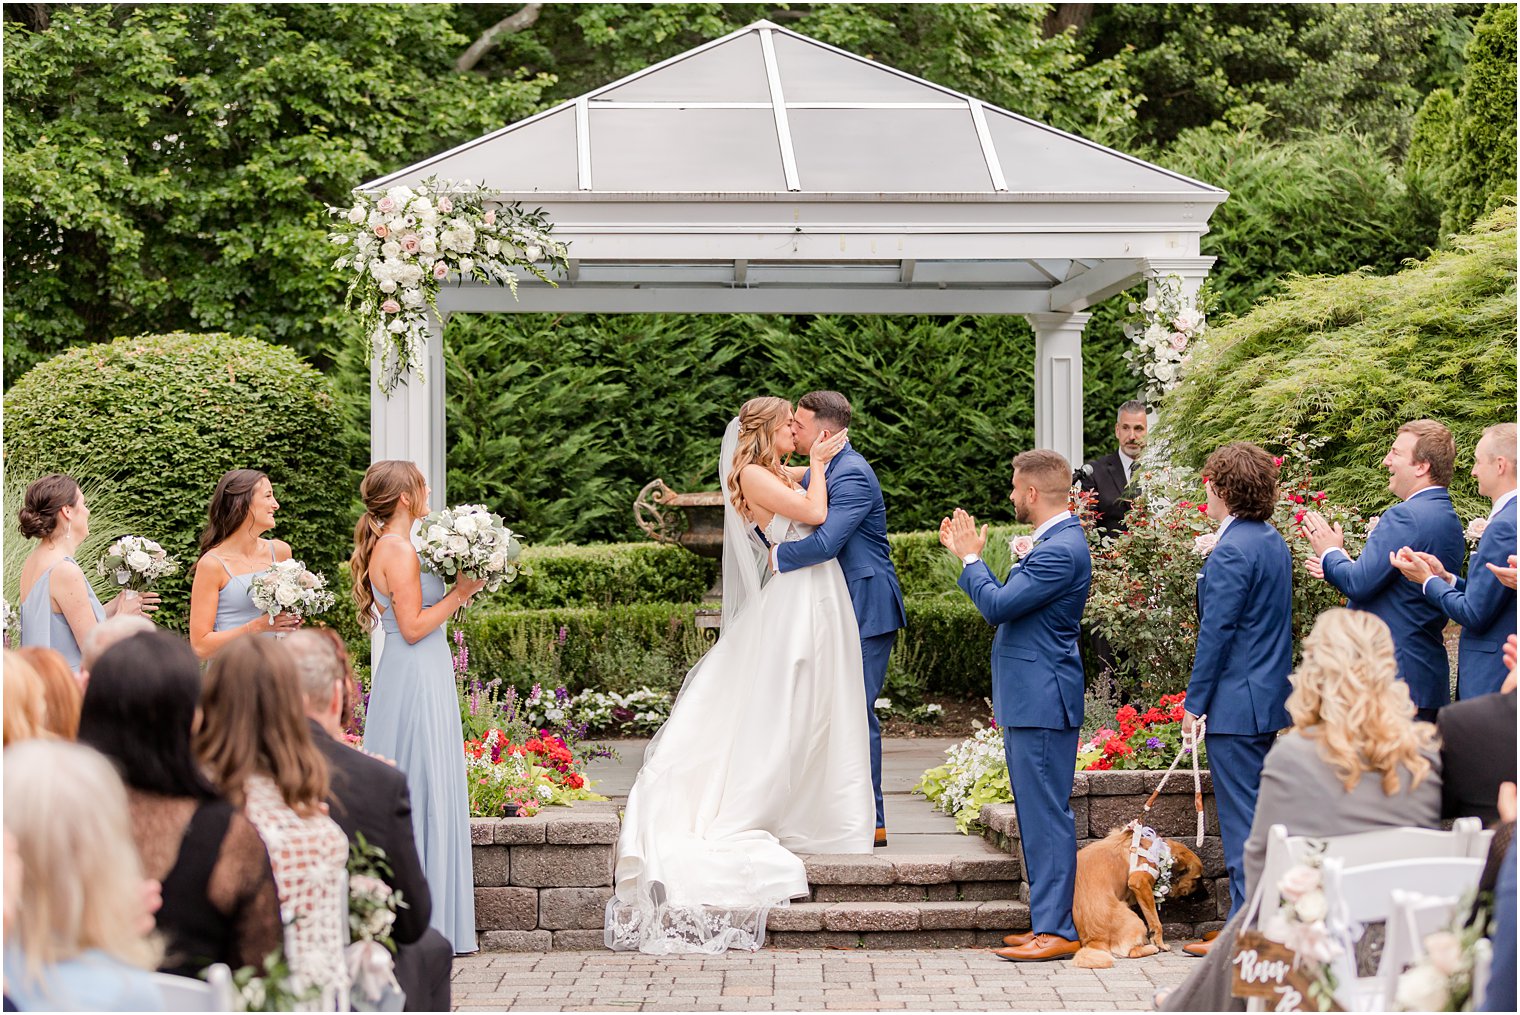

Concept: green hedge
[[457, 597, 996, 704], [3, 333, 362, 627]]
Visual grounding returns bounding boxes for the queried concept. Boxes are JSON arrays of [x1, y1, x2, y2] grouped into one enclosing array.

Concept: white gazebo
[[363, 20, 1223, 500]]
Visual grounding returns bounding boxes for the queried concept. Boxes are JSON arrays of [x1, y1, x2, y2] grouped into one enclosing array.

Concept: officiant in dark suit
[[286, 630, 453, 1012], [1075, 400, 1149, 536]]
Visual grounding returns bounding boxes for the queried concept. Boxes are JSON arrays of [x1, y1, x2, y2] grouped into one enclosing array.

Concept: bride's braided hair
[[728, 396, 794, 522]]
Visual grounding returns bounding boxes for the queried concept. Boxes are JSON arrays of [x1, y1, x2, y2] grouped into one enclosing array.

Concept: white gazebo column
[[369, 313, 448, 503], [1025, 312, 1091, 469], [1142, 256, 1216, 314]]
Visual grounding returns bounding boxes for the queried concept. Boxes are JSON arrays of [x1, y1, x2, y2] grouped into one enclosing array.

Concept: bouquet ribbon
[[346, 939, 401, 1005]]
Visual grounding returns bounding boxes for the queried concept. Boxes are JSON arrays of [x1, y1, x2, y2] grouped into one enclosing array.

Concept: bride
[[605, 396, 876, 954]]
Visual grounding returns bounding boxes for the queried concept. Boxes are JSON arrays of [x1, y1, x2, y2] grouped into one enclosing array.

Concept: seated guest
[[1434, 633, 1517, 826], [1304, 420, 1466, 721], [1391, 423, 1518, 700], [1482, 782, 1516, 1012], [77, 629, 283, 977], [1162, 609, 1443, 1011], [78, 614, 155, 687], [2, 739, 163, 1010], [17, 646, 81, 739], [196, 635, 350, 1008], [1181, 443, 1294, 942], [286, 629, 452, 1012], [2, 649, 48, 746]]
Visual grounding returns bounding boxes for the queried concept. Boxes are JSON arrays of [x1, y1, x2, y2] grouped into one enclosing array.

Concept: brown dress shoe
[[1201, 929, 1221, 942], [992, 934, 1081, 962], [874, 827, 888, 848], [1001, 931, 1035, 948], [1182, 939, 1213, 957]]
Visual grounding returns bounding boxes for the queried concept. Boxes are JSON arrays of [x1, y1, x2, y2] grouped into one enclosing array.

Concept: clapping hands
[[1389, 547, 1454, 586], [938, 508, 987, 559], [1489, 554, 1518, 590]]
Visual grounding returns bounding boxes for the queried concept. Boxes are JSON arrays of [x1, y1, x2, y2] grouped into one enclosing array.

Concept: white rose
[[126, 549, 152, 571], [116, 568, 132, 585], [378, 278, 397, 294], [485, 238, 501, 256], [347, 205, 366, 224], [459, 257, 474, 274], [1277, 864, 1321, 902], [402, 287, 424, 307], [453, 515, 477, 536], [275, 584, 301, 607], [420, 237, 438, 255], [1294, 888, 1328, 923], [381, 240, 401, 259], [1395, 964, 1450, 1013], [448, 535, 469, 553], [425, 524, 448, 544], [387, 319, 407, 334], [1424, 930, 1465, 977], [525, 243, 542, 262], [1153, 361, 1177, 384]]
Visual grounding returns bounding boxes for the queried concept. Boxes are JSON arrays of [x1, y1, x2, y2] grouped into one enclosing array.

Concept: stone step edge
[[800, 852, 1021, 886], [767, 899, 1029, 934]]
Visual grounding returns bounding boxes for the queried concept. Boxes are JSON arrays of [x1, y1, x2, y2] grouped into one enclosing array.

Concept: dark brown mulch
[[878, 697, 987, 739]]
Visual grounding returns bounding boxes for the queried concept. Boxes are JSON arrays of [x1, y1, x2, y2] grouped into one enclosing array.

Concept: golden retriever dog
[[1072, 826, 1205, 969]]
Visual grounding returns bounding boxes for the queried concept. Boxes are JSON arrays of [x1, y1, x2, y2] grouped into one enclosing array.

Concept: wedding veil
[[718, 416, 768, 635]]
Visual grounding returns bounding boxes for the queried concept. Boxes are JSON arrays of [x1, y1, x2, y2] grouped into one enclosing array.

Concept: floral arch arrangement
[[328, 177, 567, 393]]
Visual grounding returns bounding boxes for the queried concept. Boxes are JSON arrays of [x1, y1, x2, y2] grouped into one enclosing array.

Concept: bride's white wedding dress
[[605, 490, 875, 954]]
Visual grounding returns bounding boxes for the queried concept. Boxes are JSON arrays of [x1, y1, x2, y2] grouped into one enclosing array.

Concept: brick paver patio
[[449, 947, 1194, 1010]]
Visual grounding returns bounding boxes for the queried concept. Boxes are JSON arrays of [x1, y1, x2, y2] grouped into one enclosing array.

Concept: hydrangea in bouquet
[[97, 535, 180, 593], [249, 559, 337, 622], [418, 504, 528, 606]]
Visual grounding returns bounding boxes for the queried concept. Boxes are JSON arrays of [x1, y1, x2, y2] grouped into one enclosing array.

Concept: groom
[[771, 390, 907, 847]]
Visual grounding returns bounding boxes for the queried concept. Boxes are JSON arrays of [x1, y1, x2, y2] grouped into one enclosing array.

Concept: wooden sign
[[1230, 930, 1343, 1012]]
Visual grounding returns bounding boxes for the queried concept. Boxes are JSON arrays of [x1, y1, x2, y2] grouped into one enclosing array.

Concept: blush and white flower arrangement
[[1465, 516, 1489, 544], [96, 535, 180, 593], [1009, 534, 1037, 559], [327, 176, 567, 393], [418, 504, 528, 596], [1261, 850, 1343, 1008], [1192, 532, 1220, 557], [1124, 273, 1211, 404], [248, 558, 336, 622]]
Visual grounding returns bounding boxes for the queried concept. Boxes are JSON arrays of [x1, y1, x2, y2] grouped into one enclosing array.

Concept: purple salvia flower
[[556, 625, 568, 646], [555, 686, 569, 704]]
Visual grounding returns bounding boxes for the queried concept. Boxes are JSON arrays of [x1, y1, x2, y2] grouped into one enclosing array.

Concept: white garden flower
[[1278, 864, 1321, 901], [525, 243, 542, 262], [485, 238, 501, 256], [419, 236, 438, 255], [1424, 930, 1465, 976], [459, 257, 474, 274], [454, 514, 478, 536], [381, 240, 401, 259], [402, 288, 424, 307], [1395, 963, 1450, 1012], [378, 279, 397, 294], [1294, 889, 1328, 923], [125, 549, 152, 571], [347, 205, 366, 224]]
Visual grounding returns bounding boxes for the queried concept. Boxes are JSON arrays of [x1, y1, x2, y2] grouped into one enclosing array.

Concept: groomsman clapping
[[1389, 422, 1519, 700], [1301, 419, 1465, 721], [940, 449, 1091, 963]]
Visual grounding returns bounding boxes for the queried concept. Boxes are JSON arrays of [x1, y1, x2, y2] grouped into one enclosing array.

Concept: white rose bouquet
[[418, 504, 528, 596], [2, 595, 17, 648], [96, 535, 180, 593], [248, 558, 336, 622]]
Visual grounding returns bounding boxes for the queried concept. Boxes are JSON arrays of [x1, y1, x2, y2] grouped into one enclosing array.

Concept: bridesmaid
[[351, 460, 484, 953], [188, 469, 301, 659], [16, 474, 155, 671]]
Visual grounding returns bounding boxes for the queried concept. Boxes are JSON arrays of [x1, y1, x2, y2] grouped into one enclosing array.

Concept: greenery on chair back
[[3, 333, 362, 628]]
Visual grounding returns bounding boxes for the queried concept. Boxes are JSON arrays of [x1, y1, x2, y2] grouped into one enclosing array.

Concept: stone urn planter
[[634, 478, 725, 625]]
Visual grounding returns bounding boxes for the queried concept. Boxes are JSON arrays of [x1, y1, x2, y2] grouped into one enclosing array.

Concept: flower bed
[[1076, 692, 1208, 771], [465, 729, 605, 818]]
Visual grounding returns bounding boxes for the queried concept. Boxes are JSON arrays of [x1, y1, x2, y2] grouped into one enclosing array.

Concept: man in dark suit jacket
[[774, 390, 907, 847], [941, 449, 1092, 963], [1182, 443, 1295, 941], [1304, 419, 1466, 721], [1074, 399, 1149, 536], [1391, 423, 1519, 700], [285, 631, 451, 1013]]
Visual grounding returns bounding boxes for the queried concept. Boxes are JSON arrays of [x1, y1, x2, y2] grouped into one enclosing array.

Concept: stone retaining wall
[[979, 769, 1228, 941], [468, 804, 618, 951]]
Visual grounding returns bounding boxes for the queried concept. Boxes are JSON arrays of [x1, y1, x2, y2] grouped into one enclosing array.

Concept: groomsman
[[1180, 443, 1294, 952], [1390, 422, 1519, 700], [1303, 419, 1465, 721], [940, 449, 1091, 962]]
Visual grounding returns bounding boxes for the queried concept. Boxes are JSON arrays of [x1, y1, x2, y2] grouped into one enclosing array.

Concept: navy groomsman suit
[[1422, 492, 1517, 700], [777, 444, 907, 832], [1321, 487, 1465, 715], [1183, 517, 1294, 916], [957, 512, 1091, 941]]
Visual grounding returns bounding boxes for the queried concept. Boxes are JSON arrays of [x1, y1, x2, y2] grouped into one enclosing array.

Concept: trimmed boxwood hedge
[[3, 333, 361, 627]]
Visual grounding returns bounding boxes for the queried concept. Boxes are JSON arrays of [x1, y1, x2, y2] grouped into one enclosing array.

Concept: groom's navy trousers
[[958, 515, 1091, 940], [777, 445, 906, 830]]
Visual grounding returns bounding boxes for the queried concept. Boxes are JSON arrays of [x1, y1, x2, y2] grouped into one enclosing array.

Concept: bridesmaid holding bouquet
[[351, 460, 484, 953], [188, 469, 301, 659], [16, 474, 156, 671]]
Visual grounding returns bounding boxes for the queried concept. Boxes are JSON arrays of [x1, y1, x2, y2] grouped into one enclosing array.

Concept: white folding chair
[[1381, 888, 1463, 1005], [1323, 856, 1485, 1011], [151, 962, 236, 1012]]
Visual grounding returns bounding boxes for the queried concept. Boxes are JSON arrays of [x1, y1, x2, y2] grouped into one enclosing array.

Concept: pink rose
[[483, 209, 497, 225], [1169, 332, 1188, 351], [1193, 532, 1219, 557], [1277, 863, 1321, 902], [433, 261, 449, 279], [1365, 515, 1381, 537], [437, 196, 454, 213], [376, 196, 396, 213], [401, 234, 421, 254], [380, 299, 400, 314], [1466, 517, 1489, 543], [1010, 535, 1036, 559], [373, 224, 388, 238]]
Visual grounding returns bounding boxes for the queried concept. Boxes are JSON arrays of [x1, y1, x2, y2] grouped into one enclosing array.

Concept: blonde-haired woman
[[351, 459, 484, 953], [3, 649, 48, 747], [1160, 608, 1443, 1011], [2, 739, 163, 1010], [607, 397, 872, 955], [197, 635, 349, 1008]]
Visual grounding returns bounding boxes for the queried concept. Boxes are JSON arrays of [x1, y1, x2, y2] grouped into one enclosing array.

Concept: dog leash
[[1130, 713, 1207, 852]]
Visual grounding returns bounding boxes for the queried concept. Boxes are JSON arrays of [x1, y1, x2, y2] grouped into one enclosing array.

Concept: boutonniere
[[1193, 532, 1219, 557], [1009, 535, 1036, 559]]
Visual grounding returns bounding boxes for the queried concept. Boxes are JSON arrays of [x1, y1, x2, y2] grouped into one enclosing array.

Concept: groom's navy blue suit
[[777, 444, 907, 829], [957, 513, 1090, 941]]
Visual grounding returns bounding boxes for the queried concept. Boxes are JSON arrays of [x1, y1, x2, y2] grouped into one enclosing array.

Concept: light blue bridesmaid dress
[[18, 556, 106, 671], [361, 535, 476, 953], [204, 542, 276, 632]]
